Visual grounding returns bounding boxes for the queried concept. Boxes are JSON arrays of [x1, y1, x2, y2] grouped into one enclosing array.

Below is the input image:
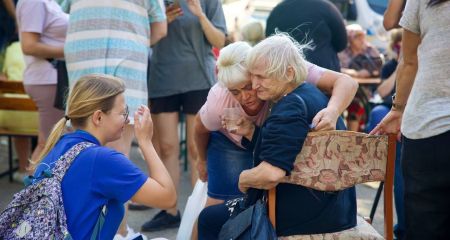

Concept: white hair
[[217, 41, 252, 87], [246, 32, 312, 85]]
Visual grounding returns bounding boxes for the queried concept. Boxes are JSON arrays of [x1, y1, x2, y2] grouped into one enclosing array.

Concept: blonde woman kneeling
[[30, 74, 176, 239]]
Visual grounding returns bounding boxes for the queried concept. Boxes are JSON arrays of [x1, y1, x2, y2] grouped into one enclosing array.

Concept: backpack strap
[[90, 206, 107, 240], [52, 142, 96, 182], [52, 141, 106, 239]]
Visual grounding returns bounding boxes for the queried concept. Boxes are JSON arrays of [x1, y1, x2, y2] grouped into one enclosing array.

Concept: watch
[[391, 93, 405, 111]]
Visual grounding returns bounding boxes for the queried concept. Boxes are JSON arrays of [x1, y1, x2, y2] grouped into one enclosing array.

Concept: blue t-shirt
[[243, 83, 356, 236], [34, 130, 147, 239]]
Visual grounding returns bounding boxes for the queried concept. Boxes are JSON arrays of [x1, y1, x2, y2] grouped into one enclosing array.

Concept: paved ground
[[0, 138, 394, 239]]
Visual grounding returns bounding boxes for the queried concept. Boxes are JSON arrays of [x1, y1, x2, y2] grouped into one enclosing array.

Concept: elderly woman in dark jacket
[[198, 34, 357, 239]]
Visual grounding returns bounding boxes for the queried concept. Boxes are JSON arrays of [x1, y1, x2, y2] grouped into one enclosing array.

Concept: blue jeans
[[207, 131, 253, 200], [367, 105, 405, 239]]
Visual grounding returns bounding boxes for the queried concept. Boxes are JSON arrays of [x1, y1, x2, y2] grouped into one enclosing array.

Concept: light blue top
[[62, 0, 166, 121]]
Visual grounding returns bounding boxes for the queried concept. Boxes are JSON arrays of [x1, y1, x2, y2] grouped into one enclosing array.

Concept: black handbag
[[47, 59, 69, 110], [218, 189, 277, 240]]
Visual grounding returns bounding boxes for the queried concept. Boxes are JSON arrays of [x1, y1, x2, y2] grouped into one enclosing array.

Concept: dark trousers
[[402, 130, 450, 240], [198, 203, 229, 240]]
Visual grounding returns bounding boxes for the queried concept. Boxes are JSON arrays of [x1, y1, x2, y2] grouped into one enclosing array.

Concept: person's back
[[265, 0, 347, 72], [63, 0, 166, 120], [399, 0, 450, 139]]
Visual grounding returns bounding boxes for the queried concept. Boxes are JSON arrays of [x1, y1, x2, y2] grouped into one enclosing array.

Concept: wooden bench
[[0, 79, 38, 182]]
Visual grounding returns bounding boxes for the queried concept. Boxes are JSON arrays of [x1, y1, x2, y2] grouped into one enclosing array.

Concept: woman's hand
[[186, 0, 203, 18], [311, 106, 339, 131], [369, 109, 403, 140], [134, 105, 154, 145], [221, 116, 255, 139], [196, 159, 208, 182], [166, 4, 183, 23], [238, 162, 285, 193]]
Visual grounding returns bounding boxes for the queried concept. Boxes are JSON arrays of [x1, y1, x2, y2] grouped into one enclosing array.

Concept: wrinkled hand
[[238, 171, 281, 193], [166, 4, 183, 23], [238, 162, 285, 193], [369, 109, 403, 140], [221, 116, 255, 139], [134, 105, 154, 145], [238, 170, 250, 193], [197, 159, 208, 182], [186, 0, 203, 17], [311, 107, 339, 131]]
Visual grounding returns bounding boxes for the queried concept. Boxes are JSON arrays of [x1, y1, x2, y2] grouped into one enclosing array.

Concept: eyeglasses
[[122, 105, 129, 121]]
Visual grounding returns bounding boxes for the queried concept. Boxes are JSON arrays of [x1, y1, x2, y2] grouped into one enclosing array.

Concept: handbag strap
[[268, 188, 276, 229], [90, 206, 107, 240]]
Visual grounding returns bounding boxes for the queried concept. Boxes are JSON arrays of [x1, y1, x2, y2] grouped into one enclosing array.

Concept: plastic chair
[[268, 130, 396, 240]]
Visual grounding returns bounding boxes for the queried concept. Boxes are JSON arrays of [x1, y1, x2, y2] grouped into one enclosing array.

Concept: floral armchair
[[268, 131, 397, 240]]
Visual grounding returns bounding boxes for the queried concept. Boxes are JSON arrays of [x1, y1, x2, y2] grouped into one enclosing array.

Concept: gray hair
[[246, 33, 312, 85], [217, 41, 252, 87]]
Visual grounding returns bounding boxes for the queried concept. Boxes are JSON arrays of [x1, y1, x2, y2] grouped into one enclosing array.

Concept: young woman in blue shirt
[[32, 74, 176, 239]]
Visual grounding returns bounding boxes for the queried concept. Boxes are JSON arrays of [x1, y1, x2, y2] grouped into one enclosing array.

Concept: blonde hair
[[246, 32, 311, 85], [32, 74, 125, 169], [217, 41, 252, 87], [390, 28, 403, 46], [240, 22, 265, 46]]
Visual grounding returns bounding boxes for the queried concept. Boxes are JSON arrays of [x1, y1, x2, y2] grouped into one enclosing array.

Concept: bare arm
[[383, 0, 405, 30], [238, 161, 286, 193], [150, 21, 167, 46], [3, 0, 16, 19], [131, 106, 177, 209], [194, 114, 210, 182], [340, 67, 372, 78], [393, 29, 419, 109], [187, 0, 225, 49], [20, 32, 64, 59], [313, 71, 358, 130], [377, 68, 397, 98], [370, 29, 420, 136]]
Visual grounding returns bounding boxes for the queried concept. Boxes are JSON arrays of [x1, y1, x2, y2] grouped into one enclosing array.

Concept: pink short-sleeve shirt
[[16, 0, 68, 85], [199, 61, 326, 147]]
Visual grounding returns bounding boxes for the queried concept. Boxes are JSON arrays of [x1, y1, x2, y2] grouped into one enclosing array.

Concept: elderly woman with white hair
[[197, 34, 358, 239]]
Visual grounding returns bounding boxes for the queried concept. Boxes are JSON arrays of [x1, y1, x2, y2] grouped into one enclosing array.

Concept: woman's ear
[[287, 66, 295, 82], [91, 110, 103, 127]]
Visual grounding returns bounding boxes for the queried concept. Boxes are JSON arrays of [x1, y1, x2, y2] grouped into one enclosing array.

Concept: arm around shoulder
[[312, 71, 358, 130]]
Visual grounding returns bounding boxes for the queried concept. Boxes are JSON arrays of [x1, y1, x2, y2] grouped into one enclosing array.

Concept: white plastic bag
[[176, 180, 208, 240]]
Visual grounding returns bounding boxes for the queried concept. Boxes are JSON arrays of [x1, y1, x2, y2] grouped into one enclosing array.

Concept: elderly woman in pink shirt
[[194, 41, 358, 209]]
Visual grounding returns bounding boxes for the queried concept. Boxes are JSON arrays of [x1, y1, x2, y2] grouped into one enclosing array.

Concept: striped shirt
[[62, 0, 165, 122]]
